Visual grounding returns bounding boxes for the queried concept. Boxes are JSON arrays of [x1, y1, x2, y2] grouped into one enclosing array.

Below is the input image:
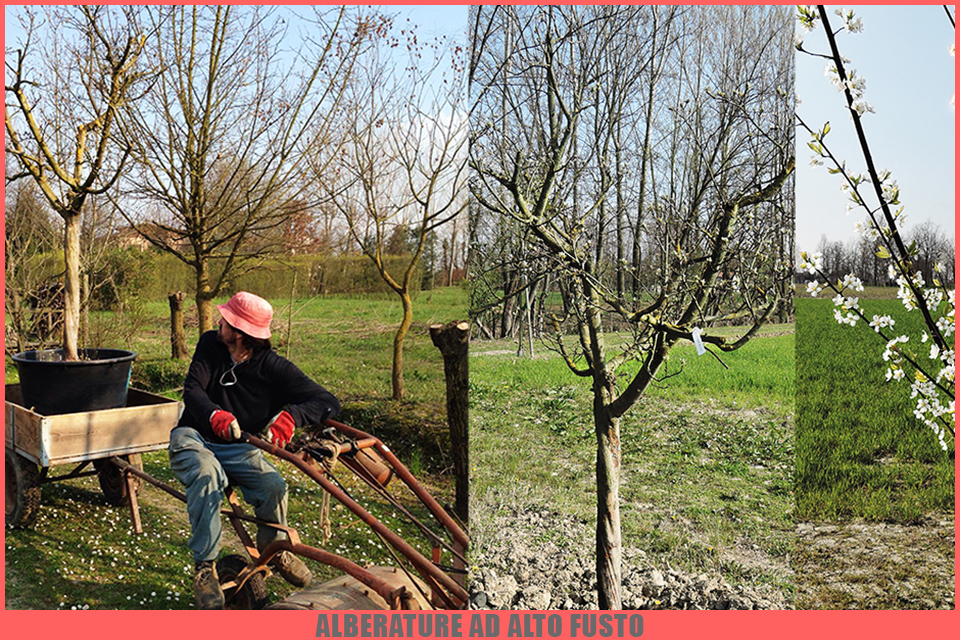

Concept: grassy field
[[793, 295, 954, 609], [794, 297, 955, 522], [470, 323, 796, 596], [4, 286, 467, 609]]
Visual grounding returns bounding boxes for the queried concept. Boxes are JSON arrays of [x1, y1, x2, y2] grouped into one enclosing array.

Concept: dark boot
[[270, 550, 312, 588], [194, 561, 224, 609]]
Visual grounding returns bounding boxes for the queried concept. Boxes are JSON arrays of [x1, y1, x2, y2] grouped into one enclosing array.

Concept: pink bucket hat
[[217, 291, 273, 339]]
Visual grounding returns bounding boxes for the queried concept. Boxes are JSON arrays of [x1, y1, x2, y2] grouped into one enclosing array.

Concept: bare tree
[[815, 235, 846, 283], [117, 6, 380, 334], [905, 220, 954, 288], [470, 5, 795, 608], [5, 6, 146, 360], [319, 25, 468, 400]]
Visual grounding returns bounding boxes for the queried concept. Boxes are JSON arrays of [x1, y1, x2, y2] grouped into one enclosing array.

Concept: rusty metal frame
[[243, 429, 468, 609], [107, 419, 469, 610], [36, 460, 97, 483]]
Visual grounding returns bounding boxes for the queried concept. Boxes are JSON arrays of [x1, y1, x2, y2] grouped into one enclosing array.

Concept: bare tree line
[[470, 6, 796, 349], [799, 222, 955, 288]]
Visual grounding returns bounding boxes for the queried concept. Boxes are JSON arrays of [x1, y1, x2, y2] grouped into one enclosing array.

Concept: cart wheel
[[217, 554, 269, 610], [94, 454, 143, 506], [6, 448, 42, 528]]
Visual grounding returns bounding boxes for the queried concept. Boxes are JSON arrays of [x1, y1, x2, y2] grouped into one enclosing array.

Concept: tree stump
[[168, 291, 189, 360], [429, 321, 469, 524]]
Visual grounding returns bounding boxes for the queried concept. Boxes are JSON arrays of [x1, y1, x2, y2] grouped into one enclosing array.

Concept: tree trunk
[[195, 260, 215, 337], [81, 272, 90, 350], [429, 321, 470, 524], [594, 385, 622, 610], [500, 266, 516, 339], [168, 291, 190, 360], [392, 290, 413, 400], [584, 267, 621, 610], [62, 212, 82, 361]]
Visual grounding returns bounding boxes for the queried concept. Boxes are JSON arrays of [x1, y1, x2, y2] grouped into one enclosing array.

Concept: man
[[168, 291, 341, 609]]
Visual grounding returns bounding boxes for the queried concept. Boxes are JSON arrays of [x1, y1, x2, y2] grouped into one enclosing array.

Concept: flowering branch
[[815, 6, 947, 350], [797, 5, 956, 451]]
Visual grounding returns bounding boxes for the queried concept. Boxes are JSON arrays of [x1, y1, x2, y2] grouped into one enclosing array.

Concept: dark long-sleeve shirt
[[177, 331, 340, 443]]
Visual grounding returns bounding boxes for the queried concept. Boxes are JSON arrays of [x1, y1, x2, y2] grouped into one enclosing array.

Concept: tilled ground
[[469, 504, 789, 610], [793, 515, 955, 610]]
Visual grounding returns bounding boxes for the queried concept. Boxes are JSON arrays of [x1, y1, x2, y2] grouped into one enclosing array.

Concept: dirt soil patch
[[793, 515, 955, 609], [469, 504, 789, 610], [469, 390, 796, 609]]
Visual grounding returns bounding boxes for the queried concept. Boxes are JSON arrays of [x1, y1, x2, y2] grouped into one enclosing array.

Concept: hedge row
[[20, 250, 423, 304]]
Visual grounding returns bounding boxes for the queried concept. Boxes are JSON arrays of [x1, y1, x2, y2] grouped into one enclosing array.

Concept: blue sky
[[795, 5, 956, 252], [5, 5, 468, 58], [7, 5, 952, 253], [388, 4, 467, 40]]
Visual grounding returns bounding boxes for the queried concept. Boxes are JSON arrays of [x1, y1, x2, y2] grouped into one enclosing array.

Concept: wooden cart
[[5, 383, 181, 527]]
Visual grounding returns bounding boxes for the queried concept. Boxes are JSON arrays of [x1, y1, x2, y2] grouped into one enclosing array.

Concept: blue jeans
[[168, 426, 288, 563]]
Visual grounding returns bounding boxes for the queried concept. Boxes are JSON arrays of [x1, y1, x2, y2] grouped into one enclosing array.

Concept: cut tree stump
[[168, 291, 189, 360], [429, 321, 469, 525]]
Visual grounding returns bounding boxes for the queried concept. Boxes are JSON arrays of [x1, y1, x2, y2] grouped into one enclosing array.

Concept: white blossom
[[798, 251, 823, 275], [852, 100, 874, 116], [923, 287, 944, 310], [797, 6, 819, 32], [834, 308, 857, 326], [840, 273, 864, 292], [869, 314, 895, 333], [882, 335, 909, 362], [806, 281, 825, 297], [936, 315, 955, 337], [835, 7, 864, 33]]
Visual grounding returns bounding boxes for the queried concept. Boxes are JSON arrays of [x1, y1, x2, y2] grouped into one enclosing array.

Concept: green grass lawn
[[4, 286, 467, 609], [794, 297, 955, 522]]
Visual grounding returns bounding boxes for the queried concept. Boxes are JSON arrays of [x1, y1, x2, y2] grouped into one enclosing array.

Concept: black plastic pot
[[11, 349, 137, 416]]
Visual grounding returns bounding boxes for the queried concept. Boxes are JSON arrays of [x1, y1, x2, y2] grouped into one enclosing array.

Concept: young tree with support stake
[[470, 5, 795, 609], [5, 6, 146, 361]]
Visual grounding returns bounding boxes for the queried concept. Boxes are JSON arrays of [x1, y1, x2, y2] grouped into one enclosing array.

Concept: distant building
[[113, 224, 189, 252]]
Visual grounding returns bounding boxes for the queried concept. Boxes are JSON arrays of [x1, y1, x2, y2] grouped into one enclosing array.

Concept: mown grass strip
[[794, 297, 955, 522]]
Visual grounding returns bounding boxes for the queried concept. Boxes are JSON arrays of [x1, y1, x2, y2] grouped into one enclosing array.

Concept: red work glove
[[211, 410, 241, 441], [265, 410, 295, 448]]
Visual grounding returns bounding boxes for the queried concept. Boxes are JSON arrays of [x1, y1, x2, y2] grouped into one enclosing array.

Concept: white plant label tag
[[692, 327, 706, 356]]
